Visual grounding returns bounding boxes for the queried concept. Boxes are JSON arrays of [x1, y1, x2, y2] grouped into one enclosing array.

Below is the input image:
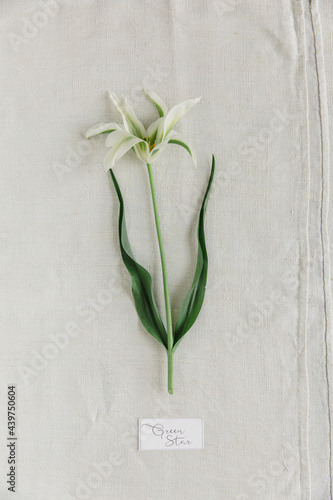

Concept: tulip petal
[[103, 130, 147, 171], [85, 122, 121, 138], [144, 89, 168, 117], [109, 92, 146, 138], [147, 117, 164, 143], [167, 131, 198, 168], [133, 142, 150, 162], [156, 97, 201, 143], [147, 139, 169, 163]]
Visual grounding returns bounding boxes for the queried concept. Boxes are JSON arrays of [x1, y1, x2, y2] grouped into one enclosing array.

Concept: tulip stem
[[147, 163, 174, 395]]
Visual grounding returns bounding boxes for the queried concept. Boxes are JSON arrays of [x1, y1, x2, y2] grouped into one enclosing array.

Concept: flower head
[[85, 90, 201, 170]]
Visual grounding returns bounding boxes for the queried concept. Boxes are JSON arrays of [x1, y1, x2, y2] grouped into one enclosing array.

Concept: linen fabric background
[[0, 1, 332, 499]]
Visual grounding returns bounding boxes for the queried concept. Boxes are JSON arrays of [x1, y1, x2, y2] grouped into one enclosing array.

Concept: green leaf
[[109, 169, 168, 349], [173, 155, 215, 351]]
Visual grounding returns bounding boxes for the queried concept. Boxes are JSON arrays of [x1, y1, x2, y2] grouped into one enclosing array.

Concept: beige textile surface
[[0, 1, 332, 499]]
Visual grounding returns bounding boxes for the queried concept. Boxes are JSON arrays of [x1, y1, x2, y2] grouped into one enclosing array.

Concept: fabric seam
[[309, 1, 333, 498]]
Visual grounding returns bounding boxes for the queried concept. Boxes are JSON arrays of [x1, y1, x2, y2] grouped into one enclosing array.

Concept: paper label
[[139, 418, 204, 451]]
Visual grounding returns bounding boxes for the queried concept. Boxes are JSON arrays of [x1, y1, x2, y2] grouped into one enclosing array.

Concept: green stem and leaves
[[109, 156, 215, 395]]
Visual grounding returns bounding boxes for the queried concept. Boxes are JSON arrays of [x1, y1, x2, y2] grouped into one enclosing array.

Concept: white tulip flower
[[84, 89, 214, 395], [85, 89, 200, 170]]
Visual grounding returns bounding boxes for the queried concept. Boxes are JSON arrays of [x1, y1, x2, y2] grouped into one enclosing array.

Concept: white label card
[[139, 418, 204, 451]]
